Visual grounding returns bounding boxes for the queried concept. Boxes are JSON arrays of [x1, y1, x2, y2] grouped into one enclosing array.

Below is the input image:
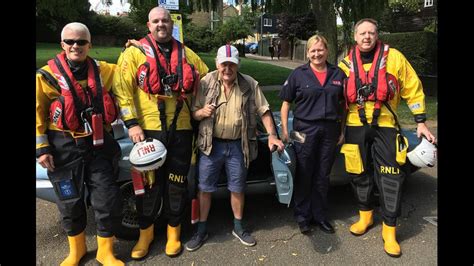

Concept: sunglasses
[[63, 39, 89, 46]]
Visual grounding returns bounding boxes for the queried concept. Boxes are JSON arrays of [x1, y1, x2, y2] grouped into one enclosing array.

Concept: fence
[[293, 40, 307, 61]]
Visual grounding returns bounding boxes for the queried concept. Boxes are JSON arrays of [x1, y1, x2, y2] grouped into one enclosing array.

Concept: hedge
[[380, 31, 437, 76]]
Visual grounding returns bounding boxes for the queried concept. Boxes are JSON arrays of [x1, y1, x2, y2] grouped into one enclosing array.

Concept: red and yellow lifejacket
[[136, 34, 199, 97], [344, 41, 400, 125], [47, 52, 117, 132]]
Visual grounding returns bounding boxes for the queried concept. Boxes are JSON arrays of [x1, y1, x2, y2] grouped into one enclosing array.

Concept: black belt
[[213, 137, 240, 142]]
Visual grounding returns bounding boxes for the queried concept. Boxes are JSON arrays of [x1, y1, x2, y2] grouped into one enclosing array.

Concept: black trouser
[[292, 119, 339, 224], [137, 130, 192, 228], [47, 130, 122, 237], [345, 125, 406, 226]]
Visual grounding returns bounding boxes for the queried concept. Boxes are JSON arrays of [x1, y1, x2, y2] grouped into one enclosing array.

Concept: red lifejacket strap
[[344, 41, 394, 126], [47, 53, 117, 131], [138, 35, 197, 96]]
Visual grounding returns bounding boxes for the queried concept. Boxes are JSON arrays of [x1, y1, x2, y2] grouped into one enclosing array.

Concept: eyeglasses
[[63, 39, 89, 46]]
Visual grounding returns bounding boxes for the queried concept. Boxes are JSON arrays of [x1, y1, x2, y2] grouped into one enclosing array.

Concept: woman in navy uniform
[[279, 35, 346, 234]]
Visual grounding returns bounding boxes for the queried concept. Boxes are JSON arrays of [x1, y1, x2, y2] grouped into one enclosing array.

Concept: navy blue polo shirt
[[279, 62, 346, 122]]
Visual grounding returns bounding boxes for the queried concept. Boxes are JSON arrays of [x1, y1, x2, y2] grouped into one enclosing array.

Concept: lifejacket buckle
[[162, 74, 178, 86], [357, 84, 374, 98], [163, 84, 172, 97], [80, 111, 92, 134]]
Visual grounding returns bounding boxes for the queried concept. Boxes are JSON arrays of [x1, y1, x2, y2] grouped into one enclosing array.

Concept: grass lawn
[[263, 90, 437, 126], [197, 53, 292, 86], [36, 43, 291, 86]]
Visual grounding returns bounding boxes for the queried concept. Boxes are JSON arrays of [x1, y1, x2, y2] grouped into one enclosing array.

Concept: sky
[[89, 0, 131, 15]]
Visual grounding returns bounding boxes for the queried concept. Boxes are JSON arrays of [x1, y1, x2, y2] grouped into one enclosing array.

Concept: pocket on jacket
[[340, 144, 364, 174], [48, 157, 84, 201], [395, 133, 408, 165]]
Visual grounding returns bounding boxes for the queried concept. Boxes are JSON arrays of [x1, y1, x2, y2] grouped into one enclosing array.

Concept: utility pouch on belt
[[48, 157, 84, 201], [395, 133, 408, 165], [340, 144, 364, 174]]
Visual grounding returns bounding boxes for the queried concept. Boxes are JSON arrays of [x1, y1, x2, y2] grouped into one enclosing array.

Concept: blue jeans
[[198, 138, 247, 193]]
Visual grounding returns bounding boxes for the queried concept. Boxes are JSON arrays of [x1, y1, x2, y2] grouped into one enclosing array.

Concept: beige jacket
[[194, 70, 269, 168]]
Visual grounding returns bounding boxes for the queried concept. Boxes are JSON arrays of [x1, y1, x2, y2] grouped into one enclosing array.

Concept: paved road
[[245, 53, 304, 70], [36, 164, 437, 265]]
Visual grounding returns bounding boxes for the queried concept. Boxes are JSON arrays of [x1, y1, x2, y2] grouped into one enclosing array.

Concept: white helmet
[[407, 137, 437, 168], [129, 138, 167, 172]]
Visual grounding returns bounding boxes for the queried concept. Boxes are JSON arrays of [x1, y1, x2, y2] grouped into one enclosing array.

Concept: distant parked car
[[244, 42, 256, 53], [36, 112, 419, 239], [249, 43, 258, 54], [244, 42, 258, 54]]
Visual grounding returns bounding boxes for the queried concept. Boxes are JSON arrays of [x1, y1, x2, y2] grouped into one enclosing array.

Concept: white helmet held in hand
[[129, 138, 167, 172], [407, 137, 437, 168]]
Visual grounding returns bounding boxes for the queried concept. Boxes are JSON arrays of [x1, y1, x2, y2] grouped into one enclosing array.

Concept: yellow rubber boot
[[349, 210, 374, 235], [60, 231, 87, 266], [382, 222, 401, 257], [96, 236, 124, 266], [165, 224, 182, 257], [131, 224, 154, 260]]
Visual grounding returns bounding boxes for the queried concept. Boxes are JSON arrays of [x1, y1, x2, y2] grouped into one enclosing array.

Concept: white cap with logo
[[216, 44, 240, 65]]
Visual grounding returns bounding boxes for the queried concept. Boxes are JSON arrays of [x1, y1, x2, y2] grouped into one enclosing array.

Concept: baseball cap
[[216, 44, 239, 65]]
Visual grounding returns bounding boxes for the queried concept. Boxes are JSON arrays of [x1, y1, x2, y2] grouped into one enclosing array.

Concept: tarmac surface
[[36, 164, 438, 265]]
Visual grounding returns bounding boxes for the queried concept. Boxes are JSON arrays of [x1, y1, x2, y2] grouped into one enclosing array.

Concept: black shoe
[[298, 222, 311, 234], [317, 220, 335, 234], [185, 232, 209, 252]]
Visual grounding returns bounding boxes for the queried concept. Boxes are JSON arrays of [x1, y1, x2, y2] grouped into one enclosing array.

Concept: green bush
[[88, 14, 147, 46], [380, 31, 437, 76], [183, 23, 220, 53]]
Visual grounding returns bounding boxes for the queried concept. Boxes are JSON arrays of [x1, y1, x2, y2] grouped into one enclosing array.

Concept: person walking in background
[[338, 18, 436, 257], [36, 22, 124, 266], [269, 40, 275, 60], [185, 44, 284, 252], [279, 34, 346, 235], [276, 40, 282, 60], [112, 6, 208, 259]]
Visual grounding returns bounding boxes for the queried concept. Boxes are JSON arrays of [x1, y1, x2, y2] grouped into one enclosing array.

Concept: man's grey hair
[[148, 6, 172, 22], [61, 22, 91, 42], [353, 18, 379, 34]]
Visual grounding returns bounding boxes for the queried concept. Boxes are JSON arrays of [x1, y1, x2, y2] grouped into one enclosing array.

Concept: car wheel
[[115, 181, 163, 240]]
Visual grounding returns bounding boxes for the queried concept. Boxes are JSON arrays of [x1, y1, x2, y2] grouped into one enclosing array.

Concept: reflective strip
[[120, 107, 131, 117], [36, 179, 53, 189], [36, 135, 49, 145]]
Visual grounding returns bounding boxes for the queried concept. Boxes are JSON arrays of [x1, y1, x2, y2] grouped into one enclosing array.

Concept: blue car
[[244, 42, 258, 54], [36, 112, 419, 239]]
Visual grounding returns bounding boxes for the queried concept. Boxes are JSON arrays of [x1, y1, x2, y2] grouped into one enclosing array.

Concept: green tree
[[216, 15, 253, 44], [128, 0, 193, 25], [36, 0, 92, 32], [335, 0, 388, 52], [311, 0, 337, 64], [277, 12, 318, 60]]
